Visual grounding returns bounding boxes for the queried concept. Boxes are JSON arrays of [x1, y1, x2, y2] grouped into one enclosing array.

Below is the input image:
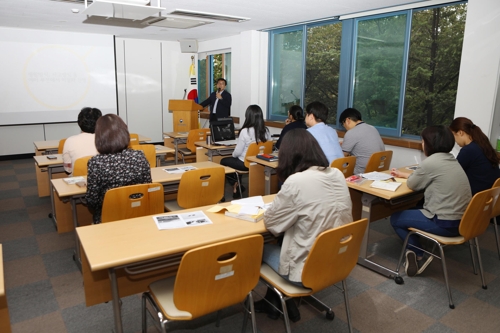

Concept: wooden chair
[[142, 234, 263, 333], [490, 178, 500, 259], [101, 183, 164, 223], [132, 144, 157, 168], [128, 133, 140, 147], [364, 150, 393, 173], [164, 167, 225, 211], [178, 128, 210, 164], [259, 218, 368, 333], [72, 156, 93, 176], [330, 156, 356, 177], [57, 138, 67, 154], [235, 141, 273, 197], [394, 187, 500, 309]]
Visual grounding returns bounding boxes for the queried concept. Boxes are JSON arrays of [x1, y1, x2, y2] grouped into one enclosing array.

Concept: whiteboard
[[0, 27, 117, 125]]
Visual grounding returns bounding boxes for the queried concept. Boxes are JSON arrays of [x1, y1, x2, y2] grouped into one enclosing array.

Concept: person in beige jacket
[[254, 128, 353, 322]]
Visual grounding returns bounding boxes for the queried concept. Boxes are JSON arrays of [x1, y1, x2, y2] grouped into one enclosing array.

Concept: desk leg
[[71, 198, 82, 272], [357, 193, 398, 278], [109, 268, 123, 333], [264, 166, 272, 195], [174, 139, 179, 165], [48, 167, 57, 230]]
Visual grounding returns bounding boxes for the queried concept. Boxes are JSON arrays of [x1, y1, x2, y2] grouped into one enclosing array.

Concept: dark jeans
[[220, 157, 248, 186], [390, 209, 459, 257]]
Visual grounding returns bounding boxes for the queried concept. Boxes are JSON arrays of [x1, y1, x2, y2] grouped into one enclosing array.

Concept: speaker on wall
[[180, 40, 198, 53]]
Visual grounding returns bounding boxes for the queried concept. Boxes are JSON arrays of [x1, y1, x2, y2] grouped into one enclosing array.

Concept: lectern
[[168, 100, 202, 132]]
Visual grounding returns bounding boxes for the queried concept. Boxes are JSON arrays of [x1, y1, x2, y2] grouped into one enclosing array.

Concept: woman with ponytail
[[450, 117, 500, 195]]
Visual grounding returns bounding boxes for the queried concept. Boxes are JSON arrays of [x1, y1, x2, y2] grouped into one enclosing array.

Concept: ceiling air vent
[[167, 9, 250, 23]]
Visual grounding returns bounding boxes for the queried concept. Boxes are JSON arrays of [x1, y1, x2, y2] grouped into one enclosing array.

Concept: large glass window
[[305, 22, 342, 125], [352, 14, 407, 133], [267, 2, 466, 138], [269, 29, 303, 118], [198, 52, 232, 99], [403, 4, 467, 135]]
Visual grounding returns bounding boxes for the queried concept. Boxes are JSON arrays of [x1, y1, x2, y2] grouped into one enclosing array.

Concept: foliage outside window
[[268, 2, 467, 138], [305, 23, 342, 125], [198, 52, 231, 99], [403, 4, 467, 135]]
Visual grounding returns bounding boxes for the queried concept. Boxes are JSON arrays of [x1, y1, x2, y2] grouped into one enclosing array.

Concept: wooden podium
[[168, 100, 203, 132]]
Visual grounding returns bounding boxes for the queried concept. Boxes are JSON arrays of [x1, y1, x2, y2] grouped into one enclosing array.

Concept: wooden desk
[[246, 156, 279, 196], [0, 245, 11, 333], [163, 131, 189, 164], [194, 141, 235, 163], [52, 162, 238, 271], [34, 154, 66, 198], [77, 195, 275, 333], [153, 145, 174, 166], [347, 168, 423, 279]]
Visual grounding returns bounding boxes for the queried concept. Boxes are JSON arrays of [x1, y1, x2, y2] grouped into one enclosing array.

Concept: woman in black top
[[86, 114, 152, 224], [275, 105, 307, 149]]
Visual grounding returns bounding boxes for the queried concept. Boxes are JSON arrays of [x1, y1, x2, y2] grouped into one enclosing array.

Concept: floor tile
[[11, 311, 67, 333], [4, 255, 48, 289], [439, 297, 500, 333], [0, 221, 34, 242], [51, 271, 85, 309], [42, 248, 79, 277], [36, 231, 75, 254], [2, 236, 40, 261]]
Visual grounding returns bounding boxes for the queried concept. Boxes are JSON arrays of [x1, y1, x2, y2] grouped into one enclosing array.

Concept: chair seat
[[149, 277, 193, 320], [164, 200, 183, 212], [178, 148, 193, 155], [260, 264, 313, 297], [409, 228, 465, 245]]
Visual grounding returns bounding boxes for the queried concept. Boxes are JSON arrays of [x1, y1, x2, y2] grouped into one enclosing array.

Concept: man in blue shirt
[[305, 101, 343, 164]]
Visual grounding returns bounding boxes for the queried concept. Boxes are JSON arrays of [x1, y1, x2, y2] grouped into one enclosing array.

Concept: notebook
[[210, 119, 238, 146]]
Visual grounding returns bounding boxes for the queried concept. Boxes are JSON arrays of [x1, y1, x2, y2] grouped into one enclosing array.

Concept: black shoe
[[253, 298, 280, 320], [285, 299, 301, 323]]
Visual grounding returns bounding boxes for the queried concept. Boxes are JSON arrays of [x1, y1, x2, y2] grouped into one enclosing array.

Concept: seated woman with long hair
[[275, 105, 307, 150], [390, 125, 471, 277], [220, 104, 270, 199], [86, 114, 152, 224], [255, 128, 353, 322], [450, 117, 500, 195]]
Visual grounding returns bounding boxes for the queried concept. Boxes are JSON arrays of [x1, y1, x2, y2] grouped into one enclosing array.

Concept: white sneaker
[[405, 250, 418, 277]]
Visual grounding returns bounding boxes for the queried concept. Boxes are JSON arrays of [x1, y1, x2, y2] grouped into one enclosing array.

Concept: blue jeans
[[390, 209, 459, 257], [262, 244, 304, 287]]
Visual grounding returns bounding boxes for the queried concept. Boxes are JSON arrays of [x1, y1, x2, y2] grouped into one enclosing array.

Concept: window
[[198, 52, 232, 102], [268, 2, 467, 138]]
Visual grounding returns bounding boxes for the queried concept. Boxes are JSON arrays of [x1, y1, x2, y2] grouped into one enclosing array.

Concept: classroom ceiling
[[0, 0, 431, 42]]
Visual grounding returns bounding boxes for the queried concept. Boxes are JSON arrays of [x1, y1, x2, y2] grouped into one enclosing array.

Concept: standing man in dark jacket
[[200, 78, 232, 122]]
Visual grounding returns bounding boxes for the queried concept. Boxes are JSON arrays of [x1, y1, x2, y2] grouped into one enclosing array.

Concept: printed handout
[[153, 211, 212, 230], [162, 166, 197, 174]]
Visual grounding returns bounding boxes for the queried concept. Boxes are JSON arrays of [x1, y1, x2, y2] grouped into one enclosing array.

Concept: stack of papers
[[163, 166, 197, 174], [370, 180, 402, 191], [63, 176, 86, 184], [360, 172, 394, 181], [207, 196, 271, 222]]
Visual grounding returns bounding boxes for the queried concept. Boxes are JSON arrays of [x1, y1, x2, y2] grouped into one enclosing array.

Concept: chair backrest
[[177, 167, 225, 209], [57, 138, 67, 154], [244, 141, 273, 168], [491, 178, 500, 218], [128, 133, 140, 147], [186, 128, 210, 153], [173, 234, 263, 319], [101, 183, 164, 223], [72, 156, 93, 176], [131, 144, 156, 168], [301, 218, 368, 292], [330, 156, 356, 177], [364, 150, 393, 173], [459, 187, 500, 240]]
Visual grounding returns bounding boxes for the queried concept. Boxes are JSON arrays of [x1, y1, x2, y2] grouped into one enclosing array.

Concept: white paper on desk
[[370, 181, 402, 191], [163, 166, 197, 174], [239, 205, 260, 215], [231, 196, 265, 207], [153, 211, 212, 230], [63, 176, 86, 184], [360, 172, 393, 181], [154, 145, 164, 150]]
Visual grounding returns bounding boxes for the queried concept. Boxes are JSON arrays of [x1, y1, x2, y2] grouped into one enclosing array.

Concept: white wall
[[455, 0, 500, 141], [198, 31, 269, 122]]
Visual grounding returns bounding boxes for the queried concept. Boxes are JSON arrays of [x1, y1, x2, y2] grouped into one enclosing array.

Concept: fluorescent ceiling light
[[167, 9, 250, 23]]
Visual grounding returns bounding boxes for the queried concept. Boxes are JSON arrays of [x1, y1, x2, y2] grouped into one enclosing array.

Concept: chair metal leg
[[394, 231, 413, 284], [437, 244, 455, 309], [248, 292, 257, 333], [235, 172, 243, 198], [474, 237, 487, 289], [494, 217, 500, 260], [278, 293, 292, 333], [142, 293, 148, 333], [469, 239, 478, 275], [342, 280, 354, 333]]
